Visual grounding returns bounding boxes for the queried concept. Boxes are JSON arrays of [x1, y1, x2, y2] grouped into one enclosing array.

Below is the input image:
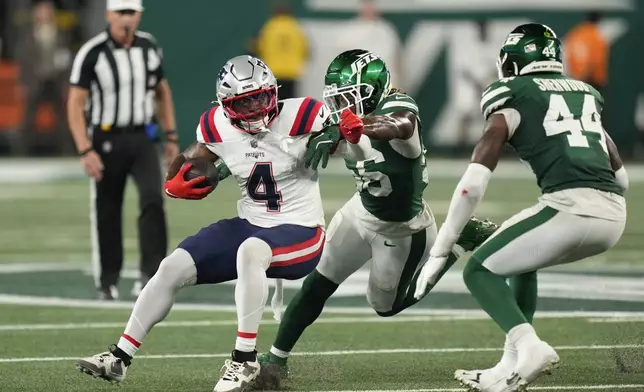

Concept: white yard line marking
[[0, 316, 484, 332], [1, 294, 644, 318], [0, 344, 641, 364], [588, 317, 644, 323], [0, 262, 86, 273], [2, 312, 644, 332]]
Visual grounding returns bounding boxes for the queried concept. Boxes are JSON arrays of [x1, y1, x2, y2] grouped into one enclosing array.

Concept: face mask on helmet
[[322, 83, 374, 123], [496, 52, 519, 79], [220, 86, 278, 132]]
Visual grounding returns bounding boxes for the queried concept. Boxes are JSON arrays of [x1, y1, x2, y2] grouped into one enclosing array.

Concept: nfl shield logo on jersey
[[250, 139, 258, 148]]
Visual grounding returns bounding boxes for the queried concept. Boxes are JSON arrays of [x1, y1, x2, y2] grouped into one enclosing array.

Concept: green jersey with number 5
[[344, 93, 429, 222], [480, 74, 622, 196]]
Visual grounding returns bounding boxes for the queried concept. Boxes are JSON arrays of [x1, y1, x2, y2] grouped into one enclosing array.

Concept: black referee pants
[[91, 129, 168, 289]]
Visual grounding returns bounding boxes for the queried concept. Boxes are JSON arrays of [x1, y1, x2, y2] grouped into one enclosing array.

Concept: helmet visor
[[227, 89, 273, 121]]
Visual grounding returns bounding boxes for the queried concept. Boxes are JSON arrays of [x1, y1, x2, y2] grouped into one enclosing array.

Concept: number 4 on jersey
[[543, 94, 608, 153], [248, 163, 282, 212]]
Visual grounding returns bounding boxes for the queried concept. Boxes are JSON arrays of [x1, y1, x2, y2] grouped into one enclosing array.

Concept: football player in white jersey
[[75, 55, 372, 392]]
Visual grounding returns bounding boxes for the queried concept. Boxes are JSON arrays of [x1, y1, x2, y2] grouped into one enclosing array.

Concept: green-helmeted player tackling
[[254, 49, 499, 388], [413, 24, 628, 392]]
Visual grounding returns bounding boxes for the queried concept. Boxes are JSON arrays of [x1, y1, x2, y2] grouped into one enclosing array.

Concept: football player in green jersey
[[254, 49, 499, 388], [414, 24, 628, 392]]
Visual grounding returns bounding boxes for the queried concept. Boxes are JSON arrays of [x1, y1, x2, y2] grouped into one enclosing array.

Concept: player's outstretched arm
[[361, 110, 416, 141], [605, 130, 629, 192], [414, 114, 507, 292], [433, 114, 508, 256], [165, 142, 219, 181]]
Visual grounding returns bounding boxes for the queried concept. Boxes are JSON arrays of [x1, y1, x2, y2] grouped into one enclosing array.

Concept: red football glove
[[339, 109, 364, 144], [164, 163, 213, 200]]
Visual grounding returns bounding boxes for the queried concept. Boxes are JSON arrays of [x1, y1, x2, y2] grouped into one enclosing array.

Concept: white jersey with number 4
[[196, 97, 328, 228]]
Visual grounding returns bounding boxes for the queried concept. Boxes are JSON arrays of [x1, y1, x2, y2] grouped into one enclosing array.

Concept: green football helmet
[[323, 49, 391, 121], [497, 23, 564, 79]]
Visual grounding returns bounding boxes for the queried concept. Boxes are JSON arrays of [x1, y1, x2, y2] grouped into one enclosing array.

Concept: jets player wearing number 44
[[414, 24, 627, 392], [75, 55, 362, 392]]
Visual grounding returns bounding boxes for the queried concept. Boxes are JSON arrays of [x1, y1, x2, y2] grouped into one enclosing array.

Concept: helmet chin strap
[[246, 120, 266, 132], [239, 113, 273, 132], [236, 119, 263, 132]]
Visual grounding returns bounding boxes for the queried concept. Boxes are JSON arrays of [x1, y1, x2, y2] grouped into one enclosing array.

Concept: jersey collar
[[105, 26, 139, 49]]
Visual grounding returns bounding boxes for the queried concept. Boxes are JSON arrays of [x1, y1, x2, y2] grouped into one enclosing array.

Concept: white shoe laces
[[221, 359, 245, 381]]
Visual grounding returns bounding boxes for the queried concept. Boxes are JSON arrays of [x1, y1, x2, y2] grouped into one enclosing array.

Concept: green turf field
[[0, 159, 643, 391]]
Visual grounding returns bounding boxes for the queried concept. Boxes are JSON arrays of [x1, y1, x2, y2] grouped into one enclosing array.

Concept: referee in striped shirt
[[67, 0, 179, 300]]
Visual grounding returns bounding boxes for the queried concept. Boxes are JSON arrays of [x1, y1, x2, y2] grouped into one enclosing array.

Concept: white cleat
[[213, 359, 261, 392], [76, 349, 129, 383], [503, 341, 560, 392], [455, 367, 513, 392]]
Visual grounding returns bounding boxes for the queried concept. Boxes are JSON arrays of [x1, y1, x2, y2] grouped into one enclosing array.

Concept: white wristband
[[432, 163, 492, 255], [615, 166, 629, 192]]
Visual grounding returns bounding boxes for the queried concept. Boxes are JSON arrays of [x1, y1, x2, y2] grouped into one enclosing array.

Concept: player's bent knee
[[237, 237, 272, 271], [301, 269, 339, 298], [376, 309, 399, 318], [462, 256, 492, 285], [153, 248, 198, 289], [366, 286, 396, 316]]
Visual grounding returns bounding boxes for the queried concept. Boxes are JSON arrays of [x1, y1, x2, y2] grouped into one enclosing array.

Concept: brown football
[[183, 157, 220, 189]]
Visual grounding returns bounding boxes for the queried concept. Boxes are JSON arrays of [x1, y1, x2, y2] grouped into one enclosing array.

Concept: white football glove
[[413, 254, 449, 300]]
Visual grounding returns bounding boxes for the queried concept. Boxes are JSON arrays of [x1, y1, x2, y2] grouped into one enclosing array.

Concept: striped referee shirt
[[69, 28, 165, 130]]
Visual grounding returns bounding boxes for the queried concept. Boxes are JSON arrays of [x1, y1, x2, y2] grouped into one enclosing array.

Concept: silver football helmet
[[216, 55, 279, 131]]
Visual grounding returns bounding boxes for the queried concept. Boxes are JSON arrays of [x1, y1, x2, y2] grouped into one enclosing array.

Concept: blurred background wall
[[0, 0, 642, 157]]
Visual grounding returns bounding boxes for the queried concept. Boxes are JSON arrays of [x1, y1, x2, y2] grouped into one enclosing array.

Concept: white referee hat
[[107, 0, 144, 12]]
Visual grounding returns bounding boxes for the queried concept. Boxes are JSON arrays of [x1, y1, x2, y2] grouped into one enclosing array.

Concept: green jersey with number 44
[[480, 74, 622, 196], [344, 93, 428, 222]]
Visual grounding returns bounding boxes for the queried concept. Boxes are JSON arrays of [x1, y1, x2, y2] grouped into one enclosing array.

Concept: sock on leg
[[117, 334, 141, 358], [116, 249, 197, 359], [508, 323, 541, 351], [269, 346, 290, 359], [493, 335, 518, 371], [486, 272, 537, 371], [463, 258, 528, 333], [510, 271, 538, 323], [271, 270, 339, 358], [234, 238, 272, 353]]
